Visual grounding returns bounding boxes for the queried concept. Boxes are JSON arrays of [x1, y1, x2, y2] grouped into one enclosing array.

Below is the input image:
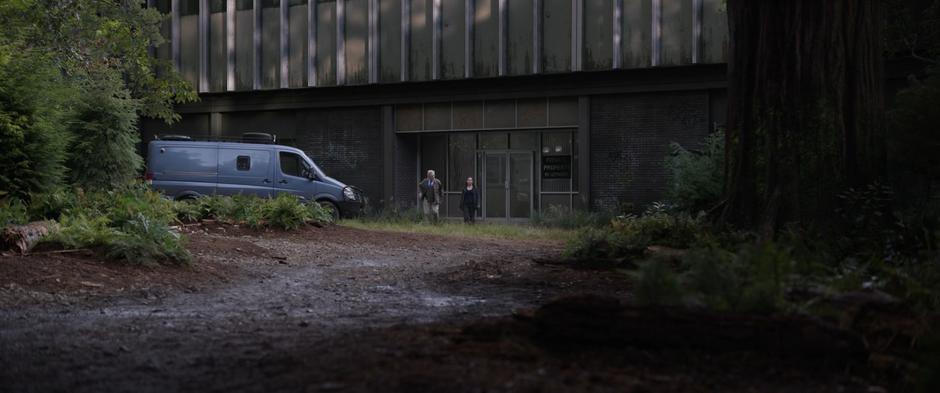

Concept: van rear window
[[236, 156, 251, 171]]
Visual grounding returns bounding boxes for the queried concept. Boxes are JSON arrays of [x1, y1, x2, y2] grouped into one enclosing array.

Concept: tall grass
[[340, 219, 576, 241]]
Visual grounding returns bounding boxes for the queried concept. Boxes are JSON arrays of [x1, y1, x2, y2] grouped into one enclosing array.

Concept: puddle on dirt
[[419, 293, 486, 308]]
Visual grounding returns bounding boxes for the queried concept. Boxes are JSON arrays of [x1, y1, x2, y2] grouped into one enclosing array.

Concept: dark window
[[236, 155, 251, 171], [279, 152, 304, 177]]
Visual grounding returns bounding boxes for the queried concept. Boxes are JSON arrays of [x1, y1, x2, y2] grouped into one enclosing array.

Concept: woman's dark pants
[[463, 207, 476, 223]]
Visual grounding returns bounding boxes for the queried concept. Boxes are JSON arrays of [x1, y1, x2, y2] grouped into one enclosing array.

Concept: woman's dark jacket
[[459, 187, 479, 209]]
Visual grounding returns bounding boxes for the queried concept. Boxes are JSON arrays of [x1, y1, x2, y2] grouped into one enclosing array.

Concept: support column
[[578, 96, 590, 209], [210, 112, 223, 138], [382, 105, 396, 206], [226, 0, 236, 91]]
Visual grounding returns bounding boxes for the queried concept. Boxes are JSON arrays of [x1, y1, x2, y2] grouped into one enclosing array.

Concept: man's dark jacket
[[418, 178, 444, 204]]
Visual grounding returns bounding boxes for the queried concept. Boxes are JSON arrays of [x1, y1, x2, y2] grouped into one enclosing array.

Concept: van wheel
[[318, 201, 340, 223]]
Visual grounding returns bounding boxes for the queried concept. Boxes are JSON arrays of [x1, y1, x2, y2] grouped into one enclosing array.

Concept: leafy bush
[[665, 130, 724, 213], [65, 77, 144, 190], [563, 228, 621, 260], [173, 193, 332, 229], [266, 194, 311, 230], [634, 258, 684, 306], [45, 214, 115, 250], [105, 214, 190, 265], [0, 199, 29, 226], [0, 47, 70, 199], [104, 185, 176, 227], [611, 209, 707, 251], [26, 189, 79, 221]]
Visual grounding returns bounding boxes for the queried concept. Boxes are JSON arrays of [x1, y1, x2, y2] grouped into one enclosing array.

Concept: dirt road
[[0, 225, 881, 392]]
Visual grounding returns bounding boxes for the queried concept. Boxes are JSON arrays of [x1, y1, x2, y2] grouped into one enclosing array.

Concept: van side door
[[217, 148, 274, 197], [150, 144, 218, 198], [274, 150, 316, 199]]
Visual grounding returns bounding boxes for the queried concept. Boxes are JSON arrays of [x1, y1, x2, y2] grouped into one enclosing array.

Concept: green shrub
[[266, 194, 311, 230], [45, 214, 114, 250], [65, 77, 143, 190], [105, 185, 176, 226], [680, 241, 794, 314], [26, 189, 79, 221], [563, 227, 620, 260], [665, 130, 724, 213], [306, 201, 335, 225], [682, 245, 741, 310], [611, 209, 707, 251], [174, 199, 202, 223], [174, 193, 332, 229], [634, 258, 684, 306], [0, 48, 71, 199], [105, 213, 190, 265], [0, 198, 29, 226]]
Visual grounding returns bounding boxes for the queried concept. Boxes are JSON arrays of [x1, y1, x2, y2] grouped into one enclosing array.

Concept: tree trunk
[[722, 0, 885, 232]]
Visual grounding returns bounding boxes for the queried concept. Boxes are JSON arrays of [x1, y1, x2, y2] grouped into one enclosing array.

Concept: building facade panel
[[473, 0, 499, 77], [660, 0, 691, 66], [583, 0, 613, 71], [345, 0, 370, 84], [288, 0, 309, 87], [440, 0, 466, 79], [409, 0, 433, 81], [541, 0, 571, 73], [507, 0, 534, 76]]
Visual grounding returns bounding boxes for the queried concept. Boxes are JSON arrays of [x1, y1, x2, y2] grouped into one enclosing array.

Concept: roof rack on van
[[154, 133, 278, 144]]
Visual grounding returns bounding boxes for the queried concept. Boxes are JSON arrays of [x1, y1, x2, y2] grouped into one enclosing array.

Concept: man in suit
[[417, 169, 444, 223]]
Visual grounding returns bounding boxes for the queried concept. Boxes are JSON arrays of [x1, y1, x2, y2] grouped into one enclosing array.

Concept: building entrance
[[481, 151, 533, 220]]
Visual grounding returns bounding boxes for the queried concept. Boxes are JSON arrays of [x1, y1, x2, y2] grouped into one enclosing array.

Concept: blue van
[[145, 135, 364, 219]]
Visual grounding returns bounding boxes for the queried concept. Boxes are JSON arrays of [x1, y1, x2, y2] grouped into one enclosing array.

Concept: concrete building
[[142, 0, 729, 219]]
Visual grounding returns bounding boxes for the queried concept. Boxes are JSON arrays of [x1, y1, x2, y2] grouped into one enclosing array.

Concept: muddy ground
[[0, 225, 889, 392]]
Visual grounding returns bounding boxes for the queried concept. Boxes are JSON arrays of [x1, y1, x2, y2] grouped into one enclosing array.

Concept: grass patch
[[340, 219, 576, 242]]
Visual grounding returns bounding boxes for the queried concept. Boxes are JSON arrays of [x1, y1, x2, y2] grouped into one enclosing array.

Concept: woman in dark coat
[[459, 177, 480, 224]]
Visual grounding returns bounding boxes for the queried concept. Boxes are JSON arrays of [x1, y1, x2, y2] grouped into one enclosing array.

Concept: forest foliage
[[0, 0, 196, 199]]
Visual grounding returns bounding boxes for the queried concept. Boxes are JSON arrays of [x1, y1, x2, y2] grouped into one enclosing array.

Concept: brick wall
[[294, 107, 383, 199], [589, 91, 710, 212]]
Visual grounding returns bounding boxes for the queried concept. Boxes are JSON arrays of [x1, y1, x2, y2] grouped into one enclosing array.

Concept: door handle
[[263, 179, 272, 184], [278, 180, 288, 184]]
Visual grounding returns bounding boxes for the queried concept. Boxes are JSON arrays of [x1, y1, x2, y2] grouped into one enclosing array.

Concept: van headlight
[[343, 187, 357, 201]]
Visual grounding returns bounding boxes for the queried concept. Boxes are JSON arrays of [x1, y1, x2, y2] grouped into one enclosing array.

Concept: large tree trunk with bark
[[722, 0, 885, 232]]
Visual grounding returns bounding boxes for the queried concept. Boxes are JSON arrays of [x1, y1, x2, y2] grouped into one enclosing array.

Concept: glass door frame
[[479, 150, 534, 220]]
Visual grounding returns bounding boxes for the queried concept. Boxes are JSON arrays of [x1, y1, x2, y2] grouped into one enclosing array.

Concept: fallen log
[[525, 295, 868, 364], [1, 221, 57, 254]]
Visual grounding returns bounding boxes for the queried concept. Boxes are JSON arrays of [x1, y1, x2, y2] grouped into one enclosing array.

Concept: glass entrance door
[[482, 151, 533, 219]]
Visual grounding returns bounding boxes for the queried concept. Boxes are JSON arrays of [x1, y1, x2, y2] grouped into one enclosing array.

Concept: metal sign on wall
[[542, 155, 572, 179]]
